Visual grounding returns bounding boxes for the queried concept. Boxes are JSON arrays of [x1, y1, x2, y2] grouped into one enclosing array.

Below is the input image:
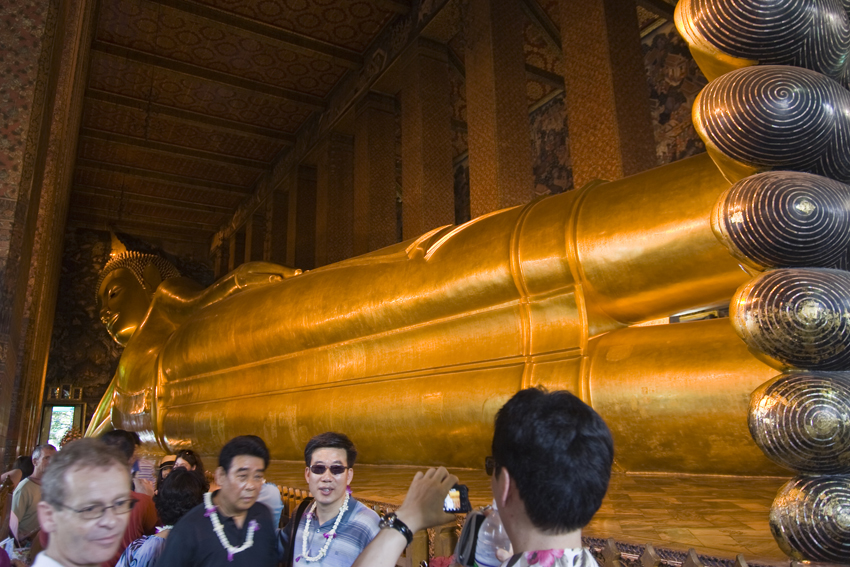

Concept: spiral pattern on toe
[[731, 268, 850, 370], [676, 0, 850, 83], [750, 372, 850, 474], [696, 66, 850, 183], [770, 475, 850, 562], [714, 172, 850, 269]]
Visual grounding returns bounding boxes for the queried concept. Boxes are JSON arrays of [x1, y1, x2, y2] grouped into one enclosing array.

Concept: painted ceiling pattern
[[69, 0, 674, 248]]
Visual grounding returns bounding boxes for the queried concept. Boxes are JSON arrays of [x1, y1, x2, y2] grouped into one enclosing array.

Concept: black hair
[[303, 432, 357, 467], [218, 436, 270, 473], [13, 456, 34, 479], [492, 388, 614, 533], [153, 467, 206, 525], [175, 449, 206, 476], [100, 429, 139, 461]]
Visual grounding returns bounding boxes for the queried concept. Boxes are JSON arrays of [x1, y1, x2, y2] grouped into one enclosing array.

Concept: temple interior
[[2, 0, 847, 565]]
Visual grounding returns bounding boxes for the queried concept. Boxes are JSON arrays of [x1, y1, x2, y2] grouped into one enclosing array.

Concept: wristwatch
[[379, 511, 414, 545]]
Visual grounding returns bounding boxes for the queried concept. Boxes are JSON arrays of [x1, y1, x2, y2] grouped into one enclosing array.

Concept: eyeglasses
[[58, 497, 138, 520], [485, 456, 496, 476], [309, 464, 348, 476]]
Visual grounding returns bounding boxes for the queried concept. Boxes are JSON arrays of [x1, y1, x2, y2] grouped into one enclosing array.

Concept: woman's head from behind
[[14, 456, 34, 479], [153, 468, 206, 526]]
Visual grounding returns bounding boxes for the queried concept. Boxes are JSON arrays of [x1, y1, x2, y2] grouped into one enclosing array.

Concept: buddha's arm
[[154, 262, 302, 318]]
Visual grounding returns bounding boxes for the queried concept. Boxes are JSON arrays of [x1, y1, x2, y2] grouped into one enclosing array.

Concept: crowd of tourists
[[0, 387, 614, 567]]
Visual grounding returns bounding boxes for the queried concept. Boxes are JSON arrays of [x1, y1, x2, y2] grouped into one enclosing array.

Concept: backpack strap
[[280, 497, 314, 567]]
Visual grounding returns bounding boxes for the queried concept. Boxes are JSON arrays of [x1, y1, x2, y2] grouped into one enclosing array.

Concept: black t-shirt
[[157, 494, 279, 567]]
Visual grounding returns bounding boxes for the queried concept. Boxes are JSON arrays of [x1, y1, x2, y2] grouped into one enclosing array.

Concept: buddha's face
[[98, 268, 151, 346]]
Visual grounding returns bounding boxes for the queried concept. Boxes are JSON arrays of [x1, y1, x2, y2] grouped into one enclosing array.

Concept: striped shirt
[[287, 498, 380, 567]]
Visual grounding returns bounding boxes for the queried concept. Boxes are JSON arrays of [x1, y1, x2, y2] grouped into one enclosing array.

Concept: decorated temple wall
[[43, 229, 213, 429]]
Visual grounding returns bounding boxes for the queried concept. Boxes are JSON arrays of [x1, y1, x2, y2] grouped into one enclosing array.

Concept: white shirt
[[32, 553, 66, 567]]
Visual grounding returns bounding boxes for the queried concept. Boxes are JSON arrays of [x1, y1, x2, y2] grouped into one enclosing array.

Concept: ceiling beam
[[73, 184, 234, 215], [67, 217, 211, 244], [80, 128, 269, 170], [86, 89, 297, 143], [520, 0, 561, 52], [92, 41, 326, 110], [636, 0, 674, 20], [147, 0, 363, 69], [70, 203, 221, 230], [75, 159, 251, 196], [525, 63, 565, 89]]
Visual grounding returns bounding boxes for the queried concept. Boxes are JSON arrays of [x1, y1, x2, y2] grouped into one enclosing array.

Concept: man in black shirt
[[157, 436, 279, 567]]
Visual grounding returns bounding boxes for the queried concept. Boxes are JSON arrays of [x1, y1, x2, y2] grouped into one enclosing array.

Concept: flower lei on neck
[[204, 492, 259, 561], [300, 491, 350, 563]]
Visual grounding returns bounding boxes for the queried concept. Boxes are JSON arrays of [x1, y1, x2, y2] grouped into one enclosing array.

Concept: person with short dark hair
[[1, 455, 34, 490], [174, 450, 205, 477], [156, 436, 278, 567], [116, 468, 206, 567], [11, 444, 56, 543], [351, 388, 614, 567], [33, 438, 134, 567], [278, 432, 380, 567], [100, 430, 159, 567]]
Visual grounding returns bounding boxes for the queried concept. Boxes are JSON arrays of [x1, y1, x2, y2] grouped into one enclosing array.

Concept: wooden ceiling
[[67, 0, 672, 249], [69, 0, 406, 245]]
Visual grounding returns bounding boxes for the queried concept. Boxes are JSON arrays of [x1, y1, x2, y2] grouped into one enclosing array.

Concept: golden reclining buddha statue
[[88, 0, 850, 560]]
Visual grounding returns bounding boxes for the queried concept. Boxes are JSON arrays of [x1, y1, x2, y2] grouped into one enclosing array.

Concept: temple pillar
[[464, 0, 534, 218], [244, 214, 264, 262], [316, 133, 355, 266], [354, 92, 397, 254], [286, 179, 297, 267], [295, 166, 317, 271], [559, 0, 657, 187], [400, 39, 454, 239], [213, 248, 224, 279], [228, 235, 237, 272], [266, 187, 289, 265], [1, 0, 97, 465]]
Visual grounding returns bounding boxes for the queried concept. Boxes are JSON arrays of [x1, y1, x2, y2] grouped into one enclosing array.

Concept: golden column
[[353, 92, 398, 254], [315, 133, 355, 267], [464, 0, 534, 217], [400, 39, 455, 239], [559, 0, 657, 186]]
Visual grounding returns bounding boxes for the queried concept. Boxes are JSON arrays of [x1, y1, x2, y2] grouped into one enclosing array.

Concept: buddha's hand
[[196, 261, 302, 309], [232, 261, 302, 290], [676, 0, 850, 562]]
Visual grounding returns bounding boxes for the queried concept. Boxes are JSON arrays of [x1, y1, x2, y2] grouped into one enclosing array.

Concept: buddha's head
[[96, 251, 180, 346]]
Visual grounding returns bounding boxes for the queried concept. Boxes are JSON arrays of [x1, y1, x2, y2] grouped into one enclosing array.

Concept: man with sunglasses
[[34, 439, 138, 567], [279, 432, 380, 567]]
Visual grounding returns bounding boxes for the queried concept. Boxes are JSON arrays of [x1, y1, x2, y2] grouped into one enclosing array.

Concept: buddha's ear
[[143, 263, 164, 291]]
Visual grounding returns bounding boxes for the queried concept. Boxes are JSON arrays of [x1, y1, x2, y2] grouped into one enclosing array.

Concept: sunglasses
[[485, 456, 496, 476], [309, 464, 348, 476]]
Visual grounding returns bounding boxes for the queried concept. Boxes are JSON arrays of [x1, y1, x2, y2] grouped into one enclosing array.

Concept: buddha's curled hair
[[96, 251, 181, 302]]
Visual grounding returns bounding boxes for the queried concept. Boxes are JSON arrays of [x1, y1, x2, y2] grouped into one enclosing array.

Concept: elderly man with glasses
[[34, 439, 138, 567], [278, 432, 380, 567]]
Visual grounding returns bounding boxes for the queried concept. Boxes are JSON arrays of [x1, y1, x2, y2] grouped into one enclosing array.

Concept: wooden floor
[[266, 462, 792, 566]]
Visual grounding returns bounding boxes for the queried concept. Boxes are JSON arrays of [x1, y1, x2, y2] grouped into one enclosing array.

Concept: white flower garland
[[300, 491, 350, 563], [204, 492, 259, 562]]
